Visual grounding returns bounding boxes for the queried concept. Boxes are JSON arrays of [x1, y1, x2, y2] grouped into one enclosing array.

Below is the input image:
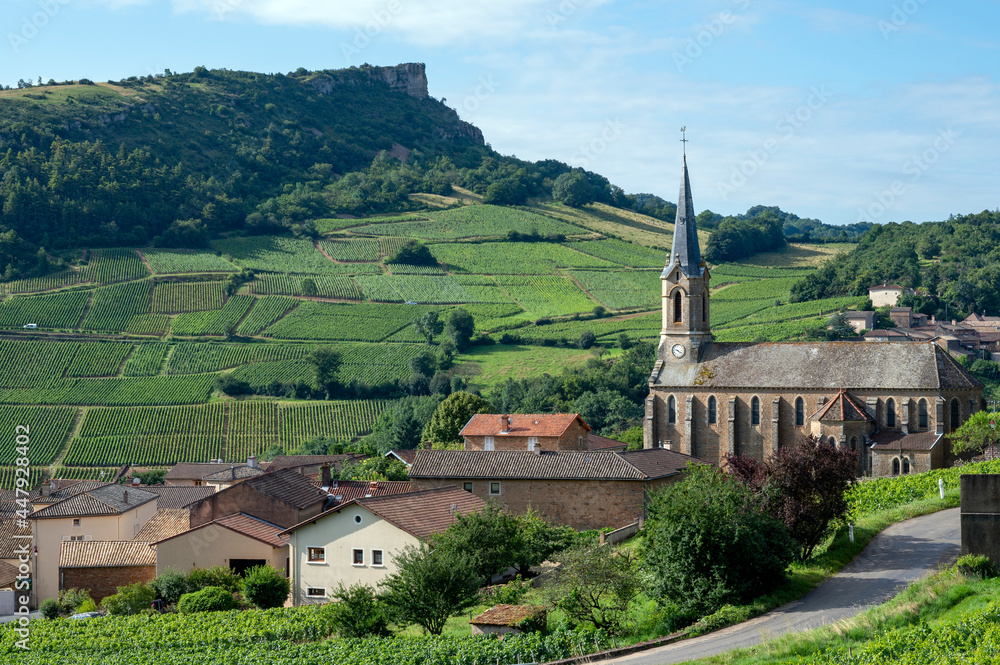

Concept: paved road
[[606, 508, 961, 665]]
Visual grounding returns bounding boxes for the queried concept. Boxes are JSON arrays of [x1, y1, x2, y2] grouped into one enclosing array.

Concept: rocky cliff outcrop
[[310, 63, 429, 99]]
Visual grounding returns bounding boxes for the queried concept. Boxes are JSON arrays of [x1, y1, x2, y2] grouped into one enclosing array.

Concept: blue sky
[[2, 0, 998, 225]]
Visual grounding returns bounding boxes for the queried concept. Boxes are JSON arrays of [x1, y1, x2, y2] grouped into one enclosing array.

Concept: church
[[644, 151, 984, 477]]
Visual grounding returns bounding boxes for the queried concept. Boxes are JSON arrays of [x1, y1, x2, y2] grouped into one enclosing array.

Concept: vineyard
[[246, 274, 364, 299], [171, 295, 255, 336], [262, 301, 437, 342], [493, 275, 597, 317], [141, 250, 238, 274], [0, 290, 89, 329], [354, 275, 477, 304], [81, 282, 152, 332], [65, 342, 132, 377], [431, 241, 616, 274], [77, 249, 150, 284], [354, 204, 586, 239], [569, 238, 665, 268], [122, 345, 170, 376], [151, 282, 226, 314], [213, 237, 352, 274], [0, 375, 216, 406], [318, 238, 380, 262], [570, 270, 660, 310], [235, 296, 298, 336], [0, 406, 77, 465], [166, 343, 311, 374]]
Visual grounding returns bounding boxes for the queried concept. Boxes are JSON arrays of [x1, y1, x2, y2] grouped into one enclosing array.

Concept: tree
[[827, 312, 856, 339], [726, 435, 858, 560], [308, 347, 342, 394], [422, 391, 493, 447], [380, 544, 481, 635], [433, 503, 524, 580], [552, 171, 595, 207], [414, 311, 444, 344], [617, 333, 633, 350], [483, 177, 528, 206], [151, 569, 190, 606], [950, 411, 998, 455], [545, 544, 642, 637], [326, 583, 391, 637], [241, 565, 291, 609], [445, 308, 475, 351], [514, 508, 578, 575], [577, 331, 596, 349], [642, 464, 795, 618], [300, 277, 318, 296], [339, 456, 409, 481], [387, 239, 437, 266], [215, 374, 252, 396]]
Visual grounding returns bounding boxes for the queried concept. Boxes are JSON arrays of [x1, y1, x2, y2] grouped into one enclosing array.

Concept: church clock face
[[671, 344, 685, 358]]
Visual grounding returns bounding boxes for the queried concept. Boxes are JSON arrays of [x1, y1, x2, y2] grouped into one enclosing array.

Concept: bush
[[102, 583, 156, 616], [482, 575, 531, 605], [58, 588, 92, 615], [75, 599, 98, 614], [577, 331, 596, 349], [152, 569, 191, 606], [177, 586, 237, 614], [39, 599, 60, 620], [187, 566, 241, 593], [241, 565, 290, 609], [327, 583, 391, 638], [215, 374, 252, 396], [957, 554, 995, 578]]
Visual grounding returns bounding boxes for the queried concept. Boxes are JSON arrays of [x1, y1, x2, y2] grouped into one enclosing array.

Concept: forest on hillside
[[790, 210, 1000, 319]]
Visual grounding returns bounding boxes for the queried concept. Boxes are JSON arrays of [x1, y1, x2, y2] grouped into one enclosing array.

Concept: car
[[69, 611, 103, 620], [22, 323, 37, 329], [405, 301, 418, 305]]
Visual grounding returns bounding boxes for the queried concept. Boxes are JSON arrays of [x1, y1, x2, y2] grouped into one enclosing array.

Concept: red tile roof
[[133, 509, 191, 542], [811, 390, 873, 423], [153, 512, 287, 548], [242, 468, 329, 509], [281, 485, 486, 540], [460, 414, 590, 438], [324, 480, 416, 506], [264, 454, 368, 472]]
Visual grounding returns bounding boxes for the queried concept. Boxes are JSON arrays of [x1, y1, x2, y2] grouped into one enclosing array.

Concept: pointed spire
[[663, 143, 703, 278]]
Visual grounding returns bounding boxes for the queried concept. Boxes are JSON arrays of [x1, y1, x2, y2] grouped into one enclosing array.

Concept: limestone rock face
[[367, 62, 429, 99]]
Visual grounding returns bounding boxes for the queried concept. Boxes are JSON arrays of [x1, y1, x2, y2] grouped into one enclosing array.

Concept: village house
[[842, 310, 876, 333], [152, 512, 288, 577], [58, 540, 156, 603], [163, 458, 264, 488], [185, 468, 331, 530], [264, 454, 369, 477], [869, 283, 912, 307], [408, 448, 705, 530], [280, 485, 484, 606], [461, 413, 592, 452]]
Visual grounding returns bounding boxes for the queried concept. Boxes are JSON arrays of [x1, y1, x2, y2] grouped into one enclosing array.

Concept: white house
[[280, 486, 485, 605]]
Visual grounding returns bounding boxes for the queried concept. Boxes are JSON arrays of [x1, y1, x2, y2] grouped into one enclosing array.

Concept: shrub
[[152, 569, 191, 606], [187, 566, 241, 593], [58, 588, 92, 615], [177, 586, 237, 614], [482, 575, 531, 606], [326, 583, 391, 638], [75, 599, 98, 613], [957, 554, 995, 578], [39, 599, 60, 620], [241, 565, 290, 609], [102, 583, 156, 616], [577, 331, 596, 349]]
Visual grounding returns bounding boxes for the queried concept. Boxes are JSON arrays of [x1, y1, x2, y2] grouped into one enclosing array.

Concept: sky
[[2, 0, 998, 225]]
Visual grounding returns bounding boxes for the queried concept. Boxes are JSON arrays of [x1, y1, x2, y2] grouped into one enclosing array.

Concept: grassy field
[[455, 344, 603, 388]]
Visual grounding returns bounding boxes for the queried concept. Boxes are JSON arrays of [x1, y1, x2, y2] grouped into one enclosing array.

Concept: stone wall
[[961, 474, 1000, 567]]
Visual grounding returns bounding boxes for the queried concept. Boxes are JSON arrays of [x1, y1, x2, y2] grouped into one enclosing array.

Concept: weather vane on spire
[[680, 126, 688, 157]]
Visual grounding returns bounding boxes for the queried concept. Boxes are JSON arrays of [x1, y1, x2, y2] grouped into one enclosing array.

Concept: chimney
[[533, 445, 542, 455], [131, 477, 140, 486], [247, 456, 258, 469], [500, 415, 510, 433], [368, 481, 378, 492], [40, 481, 51, 498], [320, 463, 332, 488], [123, 490, 129, 504]]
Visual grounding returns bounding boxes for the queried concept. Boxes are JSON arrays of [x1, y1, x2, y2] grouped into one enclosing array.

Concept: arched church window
[[668, 396, 676, 424], [673, 292, 682, 324], [828, 436, 836, 448], [708, 396, 717, 424], [903, 458, 910, 474], [918, 399, 928, 430], [951, 398, 960, 430], [702, 294, 707, 323], [751, 397, 760, 425], [892, 458, 900, 475], [887, 399, 896, 428], [795, 397, 804, 427], [850, 436, 858, 450]]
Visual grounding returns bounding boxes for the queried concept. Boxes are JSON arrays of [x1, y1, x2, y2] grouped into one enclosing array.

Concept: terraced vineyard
[[494, 275, 597, 317], [171, 295, 255, 336], [77, 249, 150, 284], [354, 204, 585, 239], [166, 343, 311, 374], [262, 301, 436, 342], [247, 274, 364, 299], [151, 281, 226, 313], [141, 250, 238, 274], [0, 290, 89, 329], [81, 281, 152, 332], [236, 296, 298, 336], [570, 270, 660, 310], [355, 275, 476, 303], [431, 241, 616, 274], [569, 238, 665, 268], [213, 237, 349, 274], [65, 342, 132, 377], [0, 406, 77, 465], [122, 344, 170, 376]]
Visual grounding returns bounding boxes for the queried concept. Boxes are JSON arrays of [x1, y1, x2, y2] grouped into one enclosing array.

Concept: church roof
[[869, 430, 942, 451], [662, 154, 703, 279], [651, 341, 981, 391], [811, 390, 873, 422]]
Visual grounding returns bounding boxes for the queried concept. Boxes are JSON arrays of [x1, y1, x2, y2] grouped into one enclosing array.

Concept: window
[[352, 549, 364, 565], [353, 514, 363, 525], [918, 399, 928, 429], [751, 397, 760, 426], [667, 396, 676, 424], [707, 396, 717, 424], [490, 482, 501, 496], [72, 519, 81, 527], [951, 399, 960, 430], [902, 458, 910, 474], [193, 479, 202, 487], [306, 588, 326, 598], [372, 549, 384, 567], [795, 397, 804, 427], [887, 399, 896, 428], [307, 547, 325, 563], [673, 292, 682, 323], [484, 436, 495, 451], [828, 436, 837, 448], [850, 437, 858, 451], [69, 535, 85, 542], [892, 458, 900, 475], [702, 294, 707, 323], [463, 482, 473, 492], [578, 436, 583, 448], [527, 436, 538, 451]]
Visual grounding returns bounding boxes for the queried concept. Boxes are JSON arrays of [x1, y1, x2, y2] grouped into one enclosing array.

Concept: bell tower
[[660, 130, 712, 363]]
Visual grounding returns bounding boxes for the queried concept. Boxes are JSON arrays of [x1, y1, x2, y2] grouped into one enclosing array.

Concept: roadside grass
[[686, 565, 997, 664]]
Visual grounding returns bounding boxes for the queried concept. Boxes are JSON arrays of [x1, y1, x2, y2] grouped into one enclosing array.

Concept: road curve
[[606, 508, 961, 665]]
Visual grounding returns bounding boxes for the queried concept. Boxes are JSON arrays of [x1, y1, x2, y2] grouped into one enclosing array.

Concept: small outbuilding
[[470, 604, 547, 635]]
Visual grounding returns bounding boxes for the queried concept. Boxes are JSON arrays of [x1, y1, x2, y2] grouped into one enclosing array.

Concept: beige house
[[869, 283, 911, 307], [29, 484, 159, 604], [153, 512, 288, 577], [281, 486, 485, 606]]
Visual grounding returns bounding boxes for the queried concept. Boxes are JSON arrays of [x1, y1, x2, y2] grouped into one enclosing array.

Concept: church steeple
[[663, 152, 703, 278], [659, 132, 711, 363]]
